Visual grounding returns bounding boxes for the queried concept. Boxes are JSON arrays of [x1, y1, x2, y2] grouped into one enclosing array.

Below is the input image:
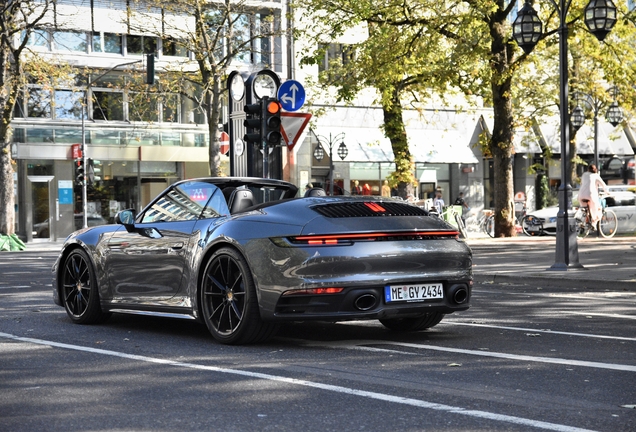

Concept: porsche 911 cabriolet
[[52, 177, 472, 344]]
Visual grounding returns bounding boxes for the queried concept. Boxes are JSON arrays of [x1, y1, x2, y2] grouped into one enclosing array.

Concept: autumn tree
[[0, 1, 55, 238], [296, 0, 636, 236]]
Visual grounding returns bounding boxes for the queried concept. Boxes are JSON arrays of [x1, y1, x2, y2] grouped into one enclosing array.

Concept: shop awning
[[312, 107, 480, 164], [537, 118, 634, 156]]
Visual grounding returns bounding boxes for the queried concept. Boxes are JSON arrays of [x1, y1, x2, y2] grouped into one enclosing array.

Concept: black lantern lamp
[[337, 142, 348, 160], [513, 0, 617, 53], [584, 0, 618, 41], [606, 101, 623, 126], [512, 2, 543, 54], [313, 143, 325, 161], [570, 105, 586, 130]]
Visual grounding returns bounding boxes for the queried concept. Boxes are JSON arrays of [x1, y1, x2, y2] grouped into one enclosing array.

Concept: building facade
[[13, 0, 289, 241]]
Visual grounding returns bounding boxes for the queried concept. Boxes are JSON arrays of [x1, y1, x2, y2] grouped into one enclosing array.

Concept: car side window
[[141, 182, 228, 223]]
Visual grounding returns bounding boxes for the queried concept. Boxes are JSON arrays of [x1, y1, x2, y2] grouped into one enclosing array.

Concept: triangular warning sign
[[281, 112, 312, 151]]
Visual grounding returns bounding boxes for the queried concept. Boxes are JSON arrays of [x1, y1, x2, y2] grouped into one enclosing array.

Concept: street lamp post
[[571, 90, 623, 169], [312, 132, 348, 196], [80, 60, 142, 228], [513, 0, 617, 271]]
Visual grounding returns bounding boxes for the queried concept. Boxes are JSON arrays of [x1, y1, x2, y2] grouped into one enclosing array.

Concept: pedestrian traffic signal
[[75, 159, 85, 185], [243, 102, 262, 146], [263, 98, 282, 146]]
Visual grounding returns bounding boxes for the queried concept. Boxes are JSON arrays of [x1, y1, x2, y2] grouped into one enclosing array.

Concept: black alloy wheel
[[379, 312, 445, 331], [201, 247, 278, 344], [61, 249, 109, 324]]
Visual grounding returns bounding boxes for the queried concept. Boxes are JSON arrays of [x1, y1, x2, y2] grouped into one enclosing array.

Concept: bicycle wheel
[[484, 215, 495, 237], [454, 213, 467, 239], [521, 215, 543, 236], [598, 209, 618, 238]]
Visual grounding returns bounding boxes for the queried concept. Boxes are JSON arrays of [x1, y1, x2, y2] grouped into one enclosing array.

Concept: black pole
[[550, 0, 583, 270]]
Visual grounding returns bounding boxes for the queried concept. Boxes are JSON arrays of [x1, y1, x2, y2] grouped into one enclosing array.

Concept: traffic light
[[75, 158, 85, 185], [243, 102, 262, 146], [263, 97, 282, 146], [87, 158, 102, 184], [146, 54, 155, 85]]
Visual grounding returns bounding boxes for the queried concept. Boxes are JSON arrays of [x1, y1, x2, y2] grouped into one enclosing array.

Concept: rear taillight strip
[[287, 231, 459, 245]]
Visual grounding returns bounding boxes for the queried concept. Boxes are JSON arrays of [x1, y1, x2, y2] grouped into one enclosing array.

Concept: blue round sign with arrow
[[277, 80, 305, 112]]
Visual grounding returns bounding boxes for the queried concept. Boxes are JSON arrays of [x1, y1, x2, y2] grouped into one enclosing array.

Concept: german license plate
[[384, 283, 444, 303]]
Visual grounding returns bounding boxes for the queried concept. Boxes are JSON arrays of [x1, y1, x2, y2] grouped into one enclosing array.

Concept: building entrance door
[[27, 175, 55, 239]]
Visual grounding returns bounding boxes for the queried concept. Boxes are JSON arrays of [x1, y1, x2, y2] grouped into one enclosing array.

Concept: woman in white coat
[[578, 164, 607, 225]]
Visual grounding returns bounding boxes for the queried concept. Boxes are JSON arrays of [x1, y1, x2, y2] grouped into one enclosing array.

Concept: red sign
[[71, 143, 82, 160], [220, 132, 230, 155]]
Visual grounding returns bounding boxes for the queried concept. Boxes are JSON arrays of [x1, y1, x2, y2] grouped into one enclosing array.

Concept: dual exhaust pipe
[[353, 284, 469, 311]]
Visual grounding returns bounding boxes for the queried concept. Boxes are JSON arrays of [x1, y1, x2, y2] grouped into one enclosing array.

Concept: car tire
[[61, 249, 110, 324], [200, 247, 279, 345], [379, 312, 445, 331]]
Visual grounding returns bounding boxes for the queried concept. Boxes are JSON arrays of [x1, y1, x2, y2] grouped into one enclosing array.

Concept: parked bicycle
[[514, 200, 545, 236], [430, 205, 468, 239], [478, 210, 495, 238], [574, 197, 617, 238]]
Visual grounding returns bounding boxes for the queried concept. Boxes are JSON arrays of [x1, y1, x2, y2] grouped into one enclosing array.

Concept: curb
[[474, 273, 636, 290]]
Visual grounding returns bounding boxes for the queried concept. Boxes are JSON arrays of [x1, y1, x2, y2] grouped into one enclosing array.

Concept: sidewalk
[[467, 234, 636, 289], [8, 235, 636, 290]]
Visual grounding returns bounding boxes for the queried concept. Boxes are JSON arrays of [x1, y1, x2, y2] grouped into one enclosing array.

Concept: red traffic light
[[266, 100, 281, 115]]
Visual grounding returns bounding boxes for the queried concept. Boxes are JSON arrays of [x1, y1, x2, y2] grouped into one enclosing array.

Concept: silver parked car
[[52, 177, 472, 345]]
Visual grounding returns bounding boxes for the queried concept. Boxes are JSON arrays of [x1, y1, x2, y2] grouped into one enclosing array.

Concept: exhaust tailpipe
[[354, 294, 377, 311], [448, 285, 469, 304]]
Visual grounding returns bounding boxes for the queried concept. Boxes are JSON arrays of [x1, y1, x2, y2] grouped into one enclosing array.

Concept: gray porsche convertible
[[52, 177, 472, 344]]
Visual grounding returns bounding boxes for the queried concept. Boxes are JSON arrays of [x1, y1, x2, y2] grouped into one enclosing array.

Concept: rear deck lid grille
[[311, 201, 427, 218]]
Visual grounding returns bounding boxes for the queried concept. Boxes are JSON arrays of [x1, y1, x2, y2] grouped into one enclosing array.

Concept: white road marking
[[0, 332, 597, 432], [444, 321, 636, 342], [562, 311, 636, 320], [363, 341, 636, 372]]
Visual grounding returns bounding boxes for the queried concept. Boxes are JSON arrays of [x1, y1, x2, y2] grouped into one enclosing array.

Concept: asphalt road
[[1, 251, 635, 431]]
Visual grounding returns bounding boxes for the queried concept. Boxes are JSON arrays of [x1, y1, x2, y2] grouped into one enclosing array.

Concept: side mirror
[[115, 209, 136, 226]]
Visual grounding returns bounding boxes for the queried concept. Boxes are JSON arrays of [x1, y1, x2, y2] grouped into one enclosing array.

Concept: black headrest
[[229, 189, 254, 213], [304, 187, 327, 197]]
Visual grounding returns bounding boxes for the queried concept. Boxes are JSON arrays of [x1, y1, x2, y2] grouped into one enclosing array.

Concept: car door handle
[[171, 242, 184, 250]]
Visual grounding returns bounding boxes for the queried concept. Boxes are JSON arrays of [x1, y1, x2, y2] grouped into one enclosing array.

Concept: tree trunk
[[206, 80, 222, 177], [0, 44, 16, 236], [382, 87, 414, 199], [0, 138, 14, 236], [489, 18, 516, 237]]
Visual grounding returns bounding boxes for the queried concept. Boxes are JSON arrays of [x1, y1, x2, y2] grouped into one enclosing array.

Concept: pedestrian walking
[[454, 192, 470, 223]]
